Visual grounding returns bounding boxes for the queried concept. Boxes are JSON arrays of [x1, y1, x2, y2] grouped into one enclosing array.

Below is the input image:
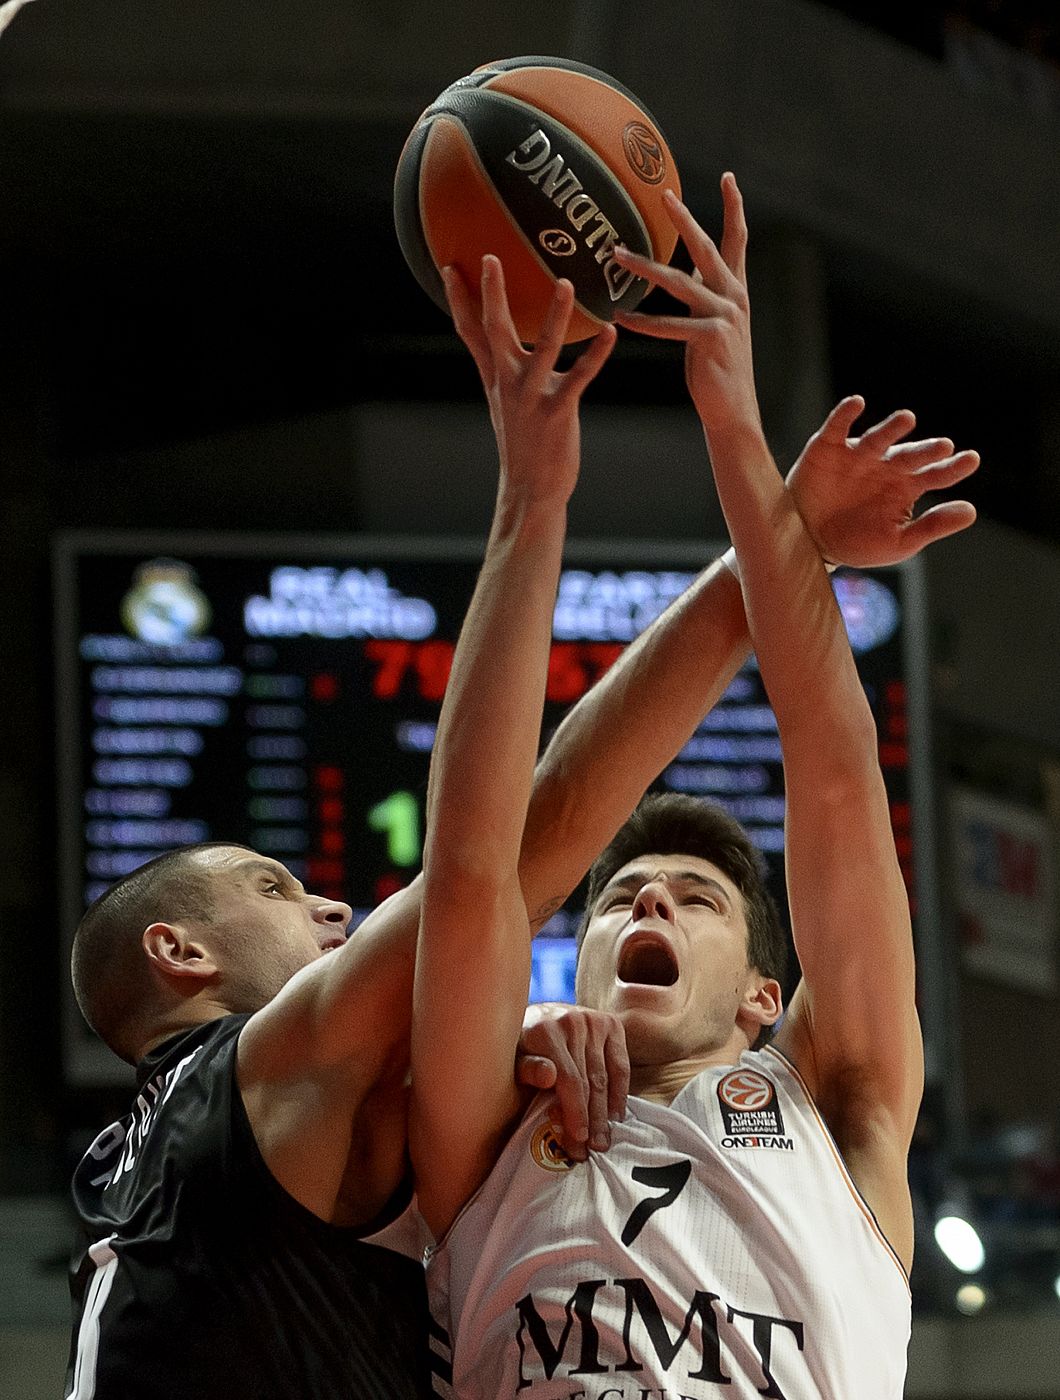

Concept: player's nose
[[311, 897, 353, 945], [632, 881, 675, 923]]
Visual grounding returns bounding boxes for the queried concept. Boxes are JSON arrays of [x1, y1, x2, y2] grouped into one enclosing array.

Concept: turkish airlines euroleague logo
[[719, 1070, 774, 1111], [622, 122, 666, 184], [717, 1070, 793, 1151]]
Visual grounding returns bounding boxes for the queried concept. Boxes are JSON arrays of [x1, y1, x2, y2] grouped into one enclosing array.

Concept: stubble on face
[[187, 849, 327, 1012]]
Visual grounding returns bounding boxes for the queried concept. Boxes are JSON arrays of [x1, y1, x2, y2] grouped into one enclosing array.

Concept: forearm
[[425, 493, 567, 890], [414, 479, 570, 1234], [519, 556, 750, 923], [704, 419, 874, 773]]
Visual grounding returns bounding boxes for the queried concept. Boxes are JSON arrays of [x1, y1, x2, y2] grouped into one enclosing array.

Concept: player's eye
[[262, 880, 285, 895], [687, 894, 720, 910]]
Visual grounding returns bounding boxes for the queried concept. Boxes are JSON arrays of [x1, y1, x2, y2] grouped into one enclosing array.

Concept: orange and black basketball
[[394, 55, 681, 344]]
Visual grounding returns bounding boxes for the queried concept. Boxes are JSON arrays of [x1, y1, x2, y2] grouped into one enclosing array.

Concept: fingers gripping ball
[[395, 55, 681, 344]]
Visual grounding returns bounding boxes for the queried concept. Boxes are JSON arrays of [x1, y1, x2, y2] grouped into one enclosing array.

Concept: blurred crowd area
[[910, 1096, 1060, 1316], [826, 1, 1060, 116]]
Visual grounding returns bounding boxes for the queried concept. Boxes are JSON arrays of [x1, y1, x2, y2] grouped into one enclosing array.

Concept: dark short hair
[[71, 843, 240, 1063], [578, 792, 787, 993]]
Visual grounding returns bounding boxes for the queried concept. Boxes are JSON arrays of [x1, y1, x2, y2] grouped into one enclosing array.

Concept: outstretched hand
[[613, 174, 760, 442], [789, 396, 979, 567], [444, 257, 616, 509], [610, 173, 979, 564]]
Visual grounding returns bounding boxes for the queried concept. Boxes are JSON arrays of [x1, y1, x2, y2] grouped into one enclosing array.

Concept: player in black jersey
[[67, 844, 431, 1400], [67, 832, 638, 1400], [64, 296, 624, 1396], [66, 250, 976, 1398]]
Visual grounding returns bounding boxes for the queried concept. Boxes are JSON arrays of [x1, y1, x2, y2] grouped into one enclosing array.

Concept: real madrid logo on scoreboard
[[121, 560, 211, 646]]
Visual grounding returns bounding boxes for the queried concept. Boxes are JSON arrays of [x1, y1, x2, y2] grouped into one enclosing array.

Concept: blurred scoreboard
[[55, 534, 927, 1083]]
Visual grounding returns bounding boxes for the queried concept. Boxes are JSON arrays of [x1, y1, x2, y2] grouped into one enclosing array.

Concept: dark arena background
[[2, 3, 1060, 1395]]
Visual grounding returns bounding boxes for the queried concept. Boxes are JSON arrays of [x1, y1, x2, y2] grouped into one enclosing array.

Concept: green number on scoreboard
[[367, 790, 421, 867]]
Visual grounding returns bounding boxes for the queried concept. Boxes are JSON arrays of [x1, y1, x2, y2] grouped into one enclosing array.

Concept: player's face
[[575, 853, 758, 1065], [185, 847, 352, 1010]]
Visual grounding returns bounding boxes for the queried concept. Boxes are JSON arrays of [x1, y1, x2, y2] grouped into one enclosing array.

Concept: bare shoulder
[[238, 1038, 412, 1227]]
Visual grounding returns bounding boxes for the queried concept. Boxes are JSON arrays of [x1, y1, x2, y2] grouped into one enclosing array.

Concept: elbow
[[521, 760, 580, 861]]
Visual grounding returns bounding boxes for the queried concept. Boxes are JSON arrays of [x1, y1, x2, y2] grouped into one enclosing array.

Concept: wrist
[[784, 463, 838, 570], [701, 414, 768, 462], [491, 488, 569, 542], [721, 546, 837, 579]]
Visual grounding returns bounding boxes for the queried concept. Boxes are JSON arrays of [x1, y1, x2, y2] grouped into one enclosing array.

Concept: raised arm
[[411, 261, 615, 1236], [614, 176, 978, 1270], [518, 388, 977, 931], [236, 198, 976, 1227], [241, 394, 975, 1063]]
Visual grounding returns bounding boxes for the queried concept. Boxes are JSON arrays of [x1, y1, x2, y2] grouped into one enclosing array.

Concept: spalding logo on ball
[[394, 55, 681, 344]]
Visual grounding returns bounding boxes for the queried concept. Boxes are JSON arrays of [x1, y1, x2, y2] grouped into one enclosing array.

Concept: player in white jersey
[[428, 1026, 910, 1397], [411, 178, 979, 1400]]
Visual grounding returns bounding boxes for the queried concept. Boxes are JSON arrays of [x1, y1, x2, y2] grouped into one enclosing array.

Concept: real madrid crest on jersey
[[529, 1121, 576, 1172], [716, 1068, 794, 1151]]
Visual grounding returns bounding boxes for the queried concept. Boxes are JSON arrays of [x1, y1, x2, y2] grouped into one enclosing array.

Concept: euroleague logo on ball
[[622, 121, 666, 185], [539, 228, 577, 256], [718, 1070, 775, 1111]]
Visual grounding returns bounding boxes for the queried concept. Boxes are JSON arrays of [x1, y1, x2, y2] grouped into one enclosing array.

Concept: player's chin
[[610, 983, 685, 1041], [617, 1004, 686, 1064], [612, 978, 683, 1011]]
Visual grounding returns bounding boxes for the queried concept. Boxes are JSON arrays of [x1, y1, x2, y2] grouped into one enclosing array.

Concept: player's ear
[[142, 922, 218, 983], [740, 977, 783, 1032]]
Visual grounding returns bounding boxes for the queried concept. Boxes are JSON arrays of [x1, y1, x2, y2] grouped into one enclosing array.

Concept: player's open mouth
[[617, 934, 679, 987]]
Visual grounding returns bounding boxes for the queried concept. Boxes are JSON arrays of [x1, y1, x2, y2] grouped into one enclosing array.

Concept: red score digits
[[363, 639, 623, 703]]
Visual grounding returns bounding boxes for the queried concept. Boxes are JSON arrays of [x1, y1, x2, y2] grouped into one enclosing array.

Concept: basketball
[[394, 55, 681, 344]]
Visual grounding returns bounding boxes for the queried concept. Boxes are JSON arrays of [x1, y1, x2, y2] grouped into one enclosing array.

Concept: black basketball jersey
[[65, 1015, 431, 1400]]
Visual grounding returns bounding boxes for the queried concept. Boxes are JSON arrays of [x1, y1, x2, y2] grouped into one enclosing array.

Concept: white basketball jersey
[[427, 1045, 910, 1400]]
